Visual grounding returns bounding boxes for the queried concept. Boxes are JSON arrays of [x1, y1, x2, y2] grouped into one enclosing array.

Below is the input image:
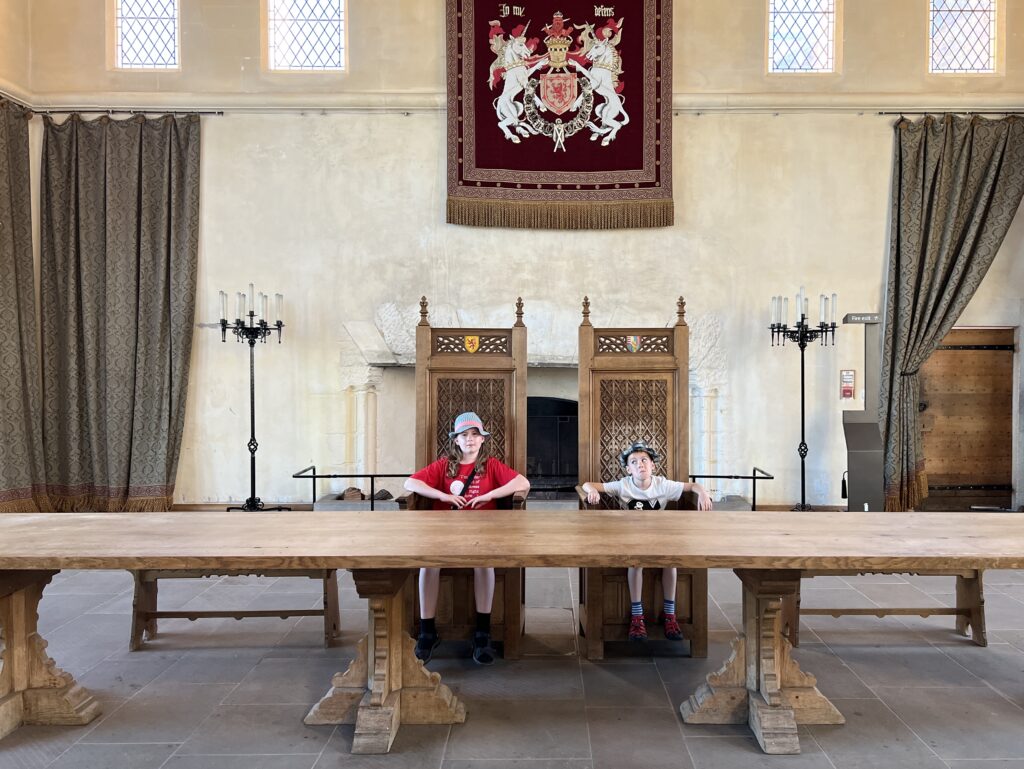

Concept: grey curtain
[[40, 114, 201, 511], [0, 98, 45, 512], [881, 115, 1024, 511]]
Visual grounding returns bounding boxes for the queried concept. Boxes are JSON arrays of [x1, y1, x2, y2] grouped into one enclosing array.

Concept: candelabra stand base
[[791, 503, 815, 512], [227, 497, 292, 512]]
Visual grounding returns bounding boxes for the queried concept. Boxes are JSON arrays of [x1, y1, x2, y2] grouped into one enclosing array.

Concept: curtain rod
[[1, 88, 222, 117], [878, 110, 1022, 116]]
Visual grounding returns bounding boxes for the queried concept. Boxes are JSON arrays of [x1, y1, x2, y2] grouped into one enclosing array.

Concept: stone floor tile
[[430, 657, 583, 701], [789, 644, 876, 699], [225, 657, 349, 704], [46, 570, 135, 594], [876, 685, 1024, 760], [580, 659, 671, 708], [444, 700, 589, 760], [38, 593, 118, 634], [176, 704, 333, 755], [313, 724, 448, 768], [47, 743, 178, 769], [0, 725, 93, 769], [685, 735, 833, 769], [934, 642, 1024, 708], [79, 683, 235, 743], [443, 761, 593, 769], [828, 641, 985, 688], [76, 656, 179, 701], [167, 756, 318, 769], [154, 651, 264, 684], [805, 698, 946, 768], [853, 583, 945, 609], [587, 705, 693, 769], [526, 578, 574, 609]]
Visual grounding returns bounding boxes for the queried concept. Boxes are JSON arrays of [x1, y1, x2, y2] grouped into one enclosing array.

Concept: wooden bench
[[782, 568, 986, 647], [1, 510, 1022, 755]]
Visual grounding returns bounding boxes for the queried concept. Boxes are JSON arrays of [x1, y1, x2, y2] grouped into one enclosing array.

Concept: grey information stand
[[842, 313, 884, 512]]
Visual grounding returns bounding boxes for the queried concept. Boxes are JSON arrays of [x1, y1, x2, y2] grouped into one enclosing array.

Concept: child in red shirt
[[404, 411, 530, 665]]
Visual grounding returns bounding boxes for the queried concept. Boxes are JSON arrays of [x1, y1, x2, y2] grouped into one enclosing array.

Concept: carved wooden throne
[[576, 297, 708, 660], [403, 297, 528, 659]]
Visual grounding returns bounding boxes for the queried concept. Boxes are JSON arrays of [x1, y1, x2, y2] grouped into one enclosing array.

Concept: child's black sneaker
[[472, 631, 495, 665], [415, 631, 440, 663]]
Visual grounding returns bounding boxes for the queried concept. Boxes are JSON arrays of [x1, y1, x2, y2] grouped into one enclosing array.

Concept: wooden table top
[[0, 510, 1022, 571]]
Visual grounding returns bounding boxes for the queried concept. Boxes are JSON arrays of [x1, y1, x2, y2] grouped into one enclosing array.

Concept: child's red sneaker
[[628, 615, 648, 641], [662, 613, 683, 641]]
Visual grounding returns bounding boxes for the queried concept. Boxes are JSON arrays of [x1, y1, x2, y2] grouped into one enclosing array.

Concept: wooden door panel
[[920, 328, 1014, 510]]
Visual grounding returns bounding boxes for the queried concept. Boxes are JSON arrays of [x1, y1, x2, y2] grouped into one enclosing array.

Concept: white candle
[[275, 293, 283, 323], [823, 297, 829, 325], [770, 296, 776, 325], [804, 297, 809, 320], [819, 294, 825, 325], [831, 292, 838, 324], [248, 283, 254, 314], [795, 292, 801, 320], [783, 297, 789, 325], [261, 293, 268, 319], [219, 290, 227, 321], [236, 292, 244, 320]]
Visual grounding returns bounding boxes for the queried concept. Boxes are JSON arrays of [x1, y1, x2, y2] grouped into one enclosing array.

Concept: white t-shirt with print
[[603, 476, 686, 510]]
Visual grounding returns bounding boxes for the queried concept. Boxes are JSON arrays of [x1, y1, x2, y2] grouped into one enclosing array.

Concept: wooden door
[[919, 328, 1014, 510]]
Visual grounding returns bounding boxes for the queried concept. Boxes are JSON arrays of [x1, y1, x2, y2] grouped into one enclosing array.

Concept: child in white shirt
[[581, 440, 712, 641]]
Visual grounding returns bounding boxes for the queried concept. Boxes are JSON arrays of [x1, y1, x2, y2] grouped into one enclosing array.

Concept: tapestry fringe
[[0, 498, 43, 513], [447, 198, 674, 230], [884, 469, 928, 512], [43, 493, 174, 513]]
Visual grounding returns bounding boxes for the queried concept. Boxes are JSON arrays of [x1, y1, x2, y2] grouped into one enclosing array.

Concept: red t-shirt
[[410, 457, 520, 510]]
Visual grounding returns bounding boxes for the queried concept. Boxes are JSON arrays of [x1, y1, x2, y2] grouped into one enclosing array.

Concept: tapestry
[[447, 0, 673, 229]]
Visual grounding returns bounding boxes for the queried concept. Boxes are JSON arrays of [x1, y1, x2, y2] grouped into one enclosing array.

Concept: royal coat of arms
[[464, 335, 481, 353], [488, 11, 626, 152]]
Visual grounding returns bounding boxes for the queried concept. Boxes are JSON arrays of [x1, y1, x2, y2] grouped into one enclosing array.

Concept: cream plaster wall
[[0, 0, 30, 98], [11, 0, 1024, 506], [22, 0, 1024, 108]]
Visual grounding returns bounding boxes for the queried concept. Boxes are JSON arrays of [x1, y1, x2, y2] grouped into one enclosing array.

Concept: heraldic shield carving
[[446, 0, 673, 230]]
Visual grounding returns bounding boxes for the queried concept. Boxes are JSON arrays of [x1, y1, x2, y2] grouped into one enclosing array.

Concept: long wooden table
[[1, 510, 1022, 755]]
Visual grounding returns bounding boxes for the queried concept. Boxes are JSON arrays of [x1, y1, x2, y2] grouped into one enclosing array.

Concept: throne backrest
[[577, 296, 690, 488], [414, 297, 527, 474]]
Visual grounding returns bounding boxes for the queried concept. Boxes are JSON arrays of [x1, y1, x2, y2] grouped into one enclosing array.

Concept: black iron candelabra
[[769, 291, 837, 511], [220, 288, 289, 512]]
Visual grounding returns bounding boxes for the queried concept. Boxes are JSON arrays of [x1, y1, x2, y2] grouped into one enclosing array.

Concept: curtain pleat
[[39, 114, 201, 511], [0, 98, 46, 512], [880, 115, 1024, 511]]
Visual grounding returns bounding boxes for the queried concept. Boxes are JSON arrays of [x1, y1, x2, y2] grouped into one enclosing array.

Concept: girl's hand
[[467, 492, 493, 509], [442, 493, 468, 509], [586, 490, 600, 504]]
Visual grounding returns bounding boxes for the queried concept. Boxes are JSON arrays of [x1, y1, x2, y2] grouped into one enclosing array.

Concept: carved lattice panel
[[434, 377, 508, 463], [434, 335, 510, 354], [597, 379, 669, 480], [596, 335, 672, 354]]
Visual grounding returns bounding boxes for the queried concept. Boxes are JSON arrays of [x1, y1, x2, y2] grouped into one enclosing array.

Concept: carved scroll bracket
[[680, 569, 843, 755]]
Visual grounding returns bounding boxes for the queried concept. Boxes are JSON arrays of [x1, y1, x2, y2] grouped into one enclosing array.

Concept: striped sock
[[631, 601, 644, 617], [663, 599, 676, 617]]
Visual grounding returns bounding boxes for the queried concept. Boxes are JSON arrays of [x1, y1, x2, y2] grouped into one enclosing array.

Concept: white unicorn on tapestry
[[572, 18, 629, 146], [488, 21, 548, 143]]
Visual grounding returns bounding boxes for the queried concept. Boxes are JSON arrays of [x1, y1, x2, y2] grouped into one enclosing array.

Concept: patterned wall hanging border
[[447, 0, 673, 229]]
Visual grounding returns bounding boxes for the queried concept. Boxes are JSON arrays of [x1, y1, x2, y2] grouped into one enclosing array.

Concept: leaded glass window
[[267, 0, 346, 71], [930, 0, 996, 73], [115, 0, 179, 69], [768, 0, 836, 73]]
